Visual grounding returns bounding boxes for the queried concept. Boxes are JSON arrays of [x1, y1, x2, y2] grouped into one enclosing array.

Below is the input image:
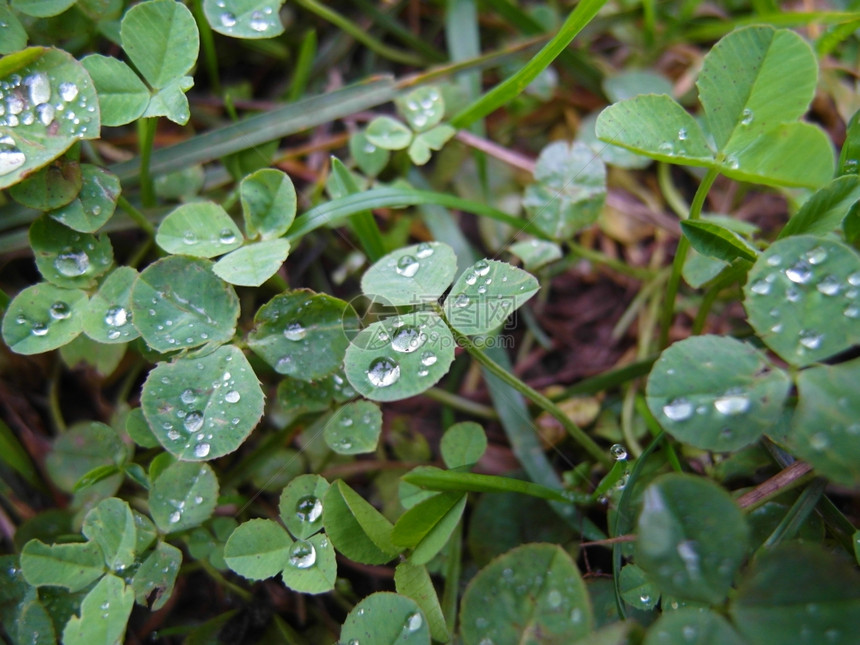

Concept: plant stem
[[191, 0, 222, 95], [424, 388, 498, 420], [293, 0, 427, 67], [736, 461, 814, 511], [448, 326, 612, 469], [48, 361, 66, 433], [117, 196, 155, 236], [196, 558, 253, 601], [658, 167, 719, 348], [562, 241, 656, 281], [137, 117, 158, 208]]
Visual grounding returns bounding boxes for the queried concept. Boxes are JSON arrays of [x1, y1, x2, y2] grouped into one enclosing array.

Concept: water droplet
[[31, 322, 48, 337], [49, 301, 71, 320], [194, 495, 203, 504], [786, 260, 813, 284], [658, 141, 674, 155], [465, 272, 477, 285], [474, 260, 491, 276], [810, 433, 829, 451], [184, 411, 204, 433], [786, 287, 801, 303], [284, 322, 306, 341], [36, 103, 54, 125], [420, 351, 437, 366], [799, 329, 822, 350], [366, 357, 400, 387], [219, 228, 236, 244], [682, 625, 697, 641], [663, 398, 693, 421], [395, 255, 420, 277], [848, 271, 860, 287], [296, 496, 323, 523], [714, 390, 750, 415], [766, 254, 782, 267], [54, 250, 90, 277], [610, 443, 628, 460], [547, 589, 562, 608], [249, 10, 269, 31], [570, 607, 583, 623], [404, 612, 423, 632], [288, 540, 316, 568], [814, 275, 841, 296], [805, 247, 828, 265], [726, 154, 740, 169], [225, 390, 240, 403], [26, 72, 51, 105], [220, 11, 237, 27], [677, 127, 688, 141], [844, 305, 860, 319], [741, 108, 754, 126], [416, 242, 434, 258], [167, 429, 180, 441], [58, 81, 78, 103], [0, 135, 26, 176], [180, 389, 196, 405], [169, 511, 181, 524], [454, 293, 470, 308], [194, 443, 210, 458], [749, 278, 771, 295], [391, 325, 424, 353], [183, 230, 196, 245], [103, 305, 128, 328], [640, 593, 651, 603]]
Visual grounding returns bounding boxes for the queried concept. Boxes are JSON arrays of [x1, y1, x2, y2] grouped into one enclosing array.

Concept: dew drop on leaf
[[816, 275, 841, 296], [786, 260, 813, 284], [296, 495, 322, 523], [454, 293, 470, 308], [395, 255, 420, 277], [180, 388, 196, 405], [54, 250, 90, 277], [474, 260, 491, 276], [390, 325, 424, 353], [225, 390, 240, 403], [0, 135, 27, 175], [283, 322, 306, 341], [741, 108, 754, 126], [220, 11, 236, 27], [49, 301, 71, 320], [169, 511, 181, 524], [194, 443, 210, 458], [749, 278, 771, 295], [404, 612, 423, 632], [799, 330, 823, 350], [366, 357, 400, 387], [184, 411, 204, 433], [416, 242, 434, 258], [663, 398, 693, 421], [288, 540, 316, 569], [713, 390, 750, 415], [31, 322, 48, 336], [219, 228, 236, 244], [610, 443, 628, 460], [420, 350, 437, 366], [104, 305, 128, 327]]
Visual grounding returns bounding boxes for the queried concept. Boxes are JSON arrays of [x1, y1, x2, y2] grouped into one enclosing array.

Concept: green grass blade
[[0, 419, 42, 490], [451, 0, 607, 127], [329, 158, 386, 261], [402, 469, 588, 504], [111, 78, 398, 186], [286, 187, 544, 242]]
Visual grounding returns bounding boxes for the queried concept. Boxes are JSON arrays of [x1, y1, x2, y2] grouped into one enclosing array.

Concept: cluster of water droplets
[[363, 315, 441, 388], [462, 259, 494, 296], [748, 246, 860, 353], [404, 88, 441, 130], [212, 0, 278, 34], [14, 297, 77, 338], [0, 68, 94, 175]]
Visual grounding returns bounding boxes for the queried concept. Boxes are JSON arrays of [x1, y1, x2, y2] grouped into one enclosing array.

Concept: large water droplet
[[26, 72, 51, 105], [169, 511, 181, 524], [404, 612, 423, 632], [49, 301, 71, 320], [420, 351, 437, 366], [391, 325, 424, 353], [249, 10, 269, 32], [284, 322, 306, 341], [219, 228, 236, 244], [180, 389, 196, 405], [844, 305, 860, 319], [0, 135, 26, 176], [184, 411, 204, 433], [194, 443, 210, 458], [749, 278, 771, 295], [58, 81, 78, 102], [31, 322, 49, 337], [395, 255, 420, 277], [815, 275, 841, 296], [36, 103, 54, 126], [799, 329, 822, 350], [474, 260, 491, 276], [54, 251, 90, 277], [714, 390, 750, 415], [220, 11, 237, 27], [225, 390, 241, 403], [786, 260, 813, 284], [610, 444, 628, 461], [366, 357, 400, 387], [663, 398, 693, 421], [454, 293, 470, 308], [848, 271, 860, 287], [465, 272, 477, 285], [288, 540, 316, 569], [296, 495, 322, 523], [415, 242, 434, 258], [104, 305, 128, 328]]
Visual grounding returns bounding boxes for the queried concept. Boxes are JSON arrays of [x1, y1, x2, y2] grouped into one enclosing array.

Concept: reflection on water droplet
[[36, 103, 54, 125], [663, 398, 693, 421], [404, 612, 423, 632], [180, 389, 196, 405], [786, 260, 812, 284], [391, 325, 424, 353], [799, 330, 822, 350], [677, 127, 688, 141], [55, 251, 90, 277], [219, 228, 236, 244], [395, 255, 420, 277], [58, 82, 78, 102], [465, 273, 477, 286], [249, 10, 269, 31], [284, 322, 306, 341], [366, 357, 400, 387], [714, 390, 750, 415], [105, 306, 128, 327], [806, 247, 828, 265], [0, 135, 26, 176], [49, 301, 71, 320], [848, 271, 860, 287], [194, 443, 210, 458], [741, 108, 754, 126], [844, 305, 860, 319], [184, 411, 204, 433], [288, 540, 316, 568], [296, 496, 322, 523], [816, 275, 841, 296], [420, 351, 437, 366], [416, 242, 434, 258], [474, 260, 491, 276], [225, 390, 240, 403], [454, 293, 470, 308], [605, 445, 626, 463], [169, 511, 181, 524], [31, 322, 48, 337], [25, 72, 51, 105], [749, 278, 771, 295], [220, 11, 236, 27]]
